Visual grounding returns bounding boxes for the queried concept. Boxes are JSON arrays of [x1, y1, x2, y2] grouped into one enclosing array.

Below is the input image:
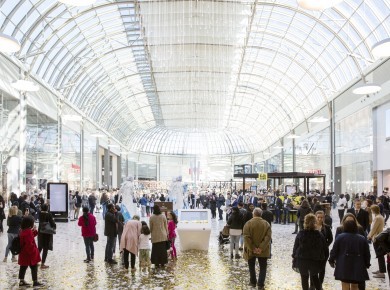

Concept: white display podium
[[177, 209, 211, 251]]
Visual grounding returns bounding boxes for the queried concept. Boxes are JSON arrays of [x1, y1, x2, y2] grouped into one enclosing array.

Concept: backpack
[[10, 235, 21, 255]]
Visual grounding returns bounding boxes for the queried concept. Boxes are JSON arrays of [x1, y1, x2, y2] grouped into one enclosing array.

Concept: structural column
[[18, 92, 27, 193], [95, 137, 100, 189], [80, 119, 84, 191], [117, 154, 122, 187], [104, 147, 111, 189], [57, 99, 63, 182], [330, 100, 335, 193]]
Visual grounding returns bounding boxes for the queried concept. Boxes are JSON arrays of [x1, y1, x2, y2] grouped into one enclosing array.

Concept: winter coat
[[7, 215, 22, 234], [368, 214, 385, 242], [120, 220, 142, 255], [168, 220, 177, 240], [329, 233, 370, 282], [227, 212, 243, 230], [243, 217, 272, 260], [149, 213, 168, 243], [18, 228, 41, 266], [347, 208, 369, 232], [293, 230, 327, 262], [78, 213, 97, 237], [38, 211, 56, 251], [298, 205, 312, 222], [104, 211, 118, 237]]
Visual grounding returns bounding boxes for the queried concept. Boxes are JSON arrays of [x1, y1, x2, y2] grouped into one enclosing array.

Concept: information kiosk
[[177, 209, 211, 251], [47, 182, 68, 222]]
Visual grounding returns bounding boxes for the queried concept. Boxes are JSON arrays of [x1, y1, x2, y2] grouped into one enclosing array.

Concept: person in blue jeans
[[104, 203, 118, 264]]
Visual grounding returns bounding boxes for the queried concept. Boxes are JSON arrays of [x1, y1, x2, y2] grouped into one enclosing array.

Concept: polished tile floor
[[0, 208, 389, 289]]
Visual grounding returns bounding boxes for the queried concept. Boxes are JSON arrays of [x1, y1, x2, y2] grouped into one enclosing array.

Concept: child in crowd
[[139, 221, 151, 271], [167, 211, 178, 261]]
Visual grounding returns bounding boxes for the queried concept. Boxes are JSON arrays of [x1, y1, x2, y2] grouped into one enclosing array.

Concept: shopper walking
[[78, 207, 97, 263], [0, 195, 6, 233], [368, 205, 386, 279], [314, 210, 333, 289], [88, 192, 97, 214], [243, 208, 272, 290], [37, 204, 56, 269], [227, 207, 242, 259], [217, 194, 225, 221], [292, 214, 327, 290], [120, 215, 141, 272], [167, 211, 178, 260], [329, 220, 370, 290], [3, 206, 22, 262], [149, 205, 168, 267], [74, 191, 82, 220], [337, 194, 347, 223], [18, 215, 44, 287], [298, 200, 312, 231], [104, 203, 118, 264]]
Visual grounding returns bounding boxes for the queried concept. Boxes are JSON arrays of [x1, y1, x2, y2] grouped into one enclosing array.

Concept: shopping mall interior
[[0, 0, 390, 289]]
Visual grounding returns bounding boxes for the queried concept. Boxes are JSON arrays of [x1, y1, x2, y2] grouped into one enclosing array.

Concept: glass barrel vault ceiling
[[0, 0, 389, 155]]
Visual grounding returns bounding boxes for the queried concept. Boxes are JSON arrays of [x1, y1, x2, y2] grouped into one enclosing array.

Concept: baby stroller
[[218, 231, 230, 245]]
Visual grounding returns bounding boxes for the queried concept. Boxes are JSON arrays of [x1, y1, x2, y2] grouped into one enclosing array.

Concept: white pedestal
[[177, 209, 211, 251]]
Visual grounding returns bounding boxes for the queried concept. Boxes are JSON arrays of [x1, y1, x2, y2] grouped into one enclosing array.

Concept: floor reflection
[[0, 209, 388, 289]]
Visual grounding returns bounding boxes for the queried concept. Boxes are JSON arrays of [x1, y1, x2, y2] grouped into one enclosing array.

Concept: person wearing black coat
[[227, 207, 243, 259], [209, 193, 217, 219], [329, 220, 370, 290], [292, 214, 327, 290], [274, 194, 283, 224], [104, 203, 118, 264], [216, 194, 225, 220], [312, 211, 333, 289], [335, 213, 367, 239], [0, 195, 5, 233], [260, 203, 273, 227], [298, 200, 312, 231], [38, 204, 56, 269], [347, 200, 369, 232]]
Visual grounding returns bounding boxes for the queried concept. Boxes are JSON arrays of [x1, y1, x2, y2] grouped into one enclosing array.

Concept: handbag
[[40, 222, 56, 235], [222, 225, 230, 237], [93, 233, 99, 242]]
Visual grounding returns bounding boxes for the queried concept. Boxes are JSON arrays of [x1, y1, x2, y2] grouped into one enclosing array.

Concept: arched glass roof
[[1, 0, 389, 155]]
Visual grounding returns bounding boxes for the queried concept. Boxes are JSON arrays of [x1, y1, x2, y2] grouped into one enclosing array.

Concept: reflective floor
[[0, 209, 389, 289]]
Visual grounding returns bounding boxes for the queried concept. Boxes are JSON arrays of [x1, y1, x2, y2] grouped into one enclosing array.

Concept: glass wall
[[335, 107, 373, 193], [26, 107, 58, 193], [83, 132, 97, 189], [61, 117, 81, 189]]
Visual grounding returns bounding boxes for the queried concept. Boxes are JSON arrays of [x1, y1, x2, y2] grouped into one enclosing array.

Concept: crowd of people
[[1, 188, 390, 289]]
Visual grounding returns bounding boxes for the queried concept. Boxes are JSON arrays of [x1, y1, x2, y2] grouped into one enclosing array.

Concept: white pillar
[[18, 92, 27, 193]]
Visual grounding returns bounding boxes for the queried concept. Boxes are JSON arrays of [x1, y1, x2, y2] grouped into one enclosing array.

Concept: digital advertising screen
[[47, 183, 68, 213]]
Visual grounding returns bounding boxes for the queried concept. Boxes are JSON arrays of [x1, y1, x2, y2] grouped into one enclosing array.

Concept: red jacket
[[18, 228, 41, 266], [78, 213, 97, 237]]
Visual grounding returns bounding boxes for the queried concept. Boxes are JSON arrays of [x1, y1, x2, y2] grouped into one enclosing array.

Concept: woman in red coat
[[18, 215, 44, 287], [78, 207, 97, 263]]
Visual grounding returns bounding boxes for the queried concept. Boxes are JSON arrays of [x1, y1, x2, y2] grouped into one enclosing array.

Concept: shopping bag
[[120, 203, 132, 222]]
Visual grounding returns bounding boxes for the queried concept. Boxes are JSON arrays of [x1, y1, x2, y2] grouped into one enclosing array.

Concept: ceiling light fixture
[[352, 83, 381, 95], [273, 146, 284, 149], [372, 38, 390, 60], [0, 32, 21, 53], [58, 0, 96, 6], [308, 116, 329, 123], [287, 133, 300, 139], [11, 80, 39, 92], [91, 132, 105, 138], [62, 114, 82, 121], [297, 0, 343, 10]]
